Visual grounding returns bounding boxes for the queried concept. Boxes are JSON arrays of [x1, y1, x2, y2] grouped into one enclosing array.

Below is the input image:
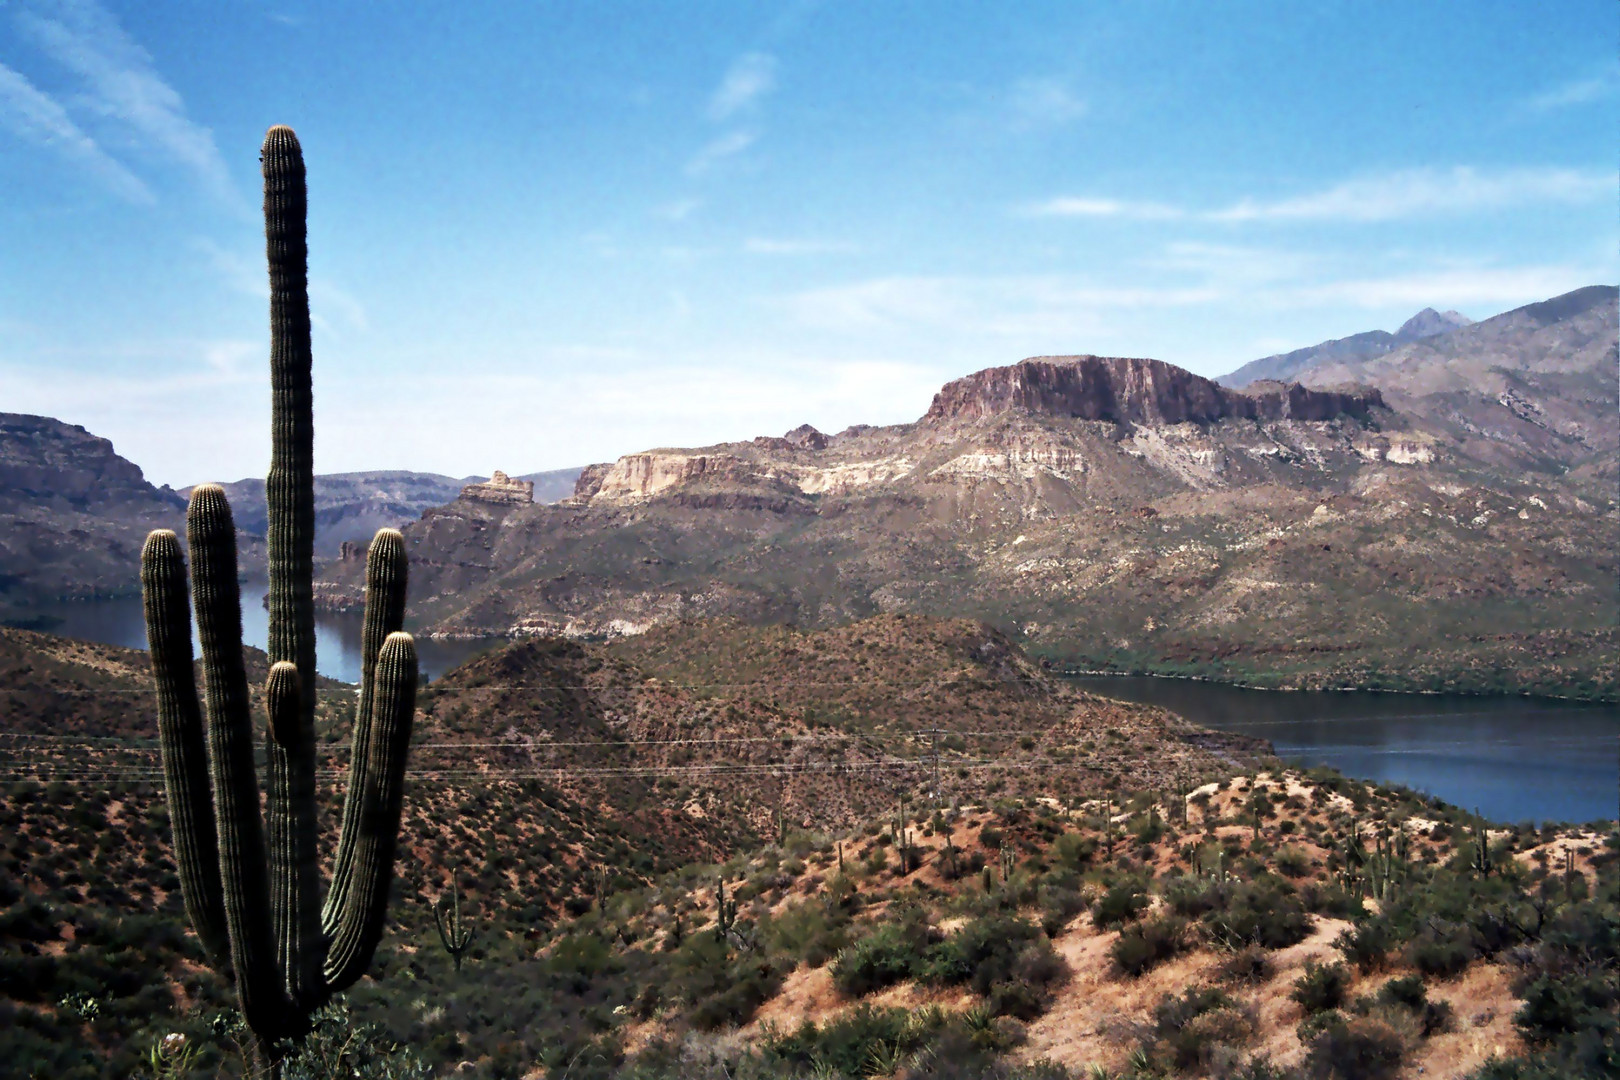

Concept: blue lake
[[17, 583, 498, 685], [15, 593, 1617, 824], [1070, 675, 1617, 826]]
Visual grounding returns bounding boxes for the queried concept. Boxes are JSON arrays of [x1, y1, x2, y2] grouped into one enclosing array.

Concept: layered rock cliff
[[925, 355, 1382, 425], [311, 312, 1617, 698], [0, 414, 187, 612]]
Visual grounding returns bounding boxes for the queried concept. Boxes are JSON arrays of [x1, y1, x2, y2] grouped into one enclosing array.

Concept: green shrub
[[831, 908, 937, 997], [1275, 846, 1311, 878], [1111, 915, 1188, 978], [1302, 1013, 1409, 1080], [1038, 886, 1087, 937], [1409, 922, 1475, 979], [1334, 918, 1394, 973], [1216, 945, 1273, 985], [1091, 879, 1150, 929], [1205, 881, 1313, 950], [927, 913, 1069, 1018], [1052, 833, 1096, 870], [1292, 960, 1351, 1015], [1140, 987, 1257, 1074]]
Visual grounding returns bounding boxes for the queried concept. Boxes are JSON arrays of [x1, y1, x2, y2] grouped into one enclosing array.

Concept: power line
[[0, 728, 1034, 748], [0, 755, 1091, 786]]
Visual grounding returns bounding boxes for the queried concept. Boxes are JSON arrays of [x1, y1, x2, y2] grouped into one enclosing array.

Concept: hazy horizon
[[1, 1, 1616, 486]]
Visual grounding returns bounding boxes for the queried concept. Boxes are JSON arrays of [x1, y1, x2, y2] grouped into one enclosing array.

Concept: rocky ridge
[[0, 414, 188, 615], [1220, 305, 1475, 389], [316, 312, 1620, 698]]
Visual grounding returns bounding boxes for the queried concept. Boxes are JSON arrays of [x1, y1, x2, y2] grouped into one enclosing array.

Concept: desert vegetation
[[3, 742, 1616, 1078]]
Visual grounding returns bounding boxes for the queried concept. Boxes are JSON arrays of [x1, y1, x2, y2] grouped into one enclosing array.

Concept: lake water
[[14, 584, 499, 684], [14, 594, 1617, 824], [1070, 675, 1618, 826]]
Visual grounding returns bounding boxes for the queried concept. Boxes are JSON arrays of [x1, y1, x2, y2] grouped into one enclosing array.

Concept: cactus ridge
[[142, 126, 415, 1074]]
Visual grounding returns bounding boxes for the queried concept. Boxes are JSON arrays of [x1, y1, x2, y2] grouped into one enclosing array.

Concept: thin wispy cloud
[[686, 129, 757, 175], [1291, 265, 1601, 309], [708, 52, 777, 121], [744, 237, 858, 255], [195, 237, 369, 337], [1212, 167, 1614, 223], [1025, 196, 1180, 220], [786, 275, 1220, 337], [0, 59, 153, 202], [784, 256, 1603, 342], [1523, 64, 1619, 112], [1005, 76, 1086, 130], [1026, 166, 1615, 223], [15, 0, 241, 208], [654, 198, 701, 221]]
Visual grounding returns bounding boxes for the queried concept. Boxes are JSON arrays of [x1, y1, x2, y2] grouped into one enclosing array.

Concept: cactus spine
[[142, 126, 415, 1074], [434, 877, 476, 973]]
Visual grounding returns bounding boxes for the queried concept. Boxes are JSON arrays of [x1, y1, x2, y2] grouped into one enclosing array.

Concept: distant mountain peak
[[1395, 308, 1472, 342]]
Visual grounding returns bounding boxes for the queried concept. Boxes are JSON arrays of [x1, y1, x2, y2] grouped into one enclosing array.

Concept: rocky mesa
[[316, 323, 1618, 699]]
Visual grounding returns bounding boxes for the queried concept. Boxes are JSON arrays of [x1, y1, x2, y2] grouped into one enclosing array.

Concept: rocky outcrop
[[569, 463, 612, 502], [594, 454, 764, 501], [460, 470, 534, 506], [925, 356, 1382, 426], [0, 414, 187, 610], [211, 469, 477, 557], [0, 414, 184, 514], [784, 424, 830, 450]]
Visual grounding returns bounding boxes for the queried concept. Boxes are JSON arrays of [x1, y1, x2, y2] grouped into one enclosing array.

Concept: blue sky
[[1, 0, 1615, 485]]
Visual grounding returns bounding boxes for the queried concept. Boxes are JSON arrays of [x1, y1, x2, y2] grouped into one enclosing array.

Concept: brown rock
[[924, 355, 1382, 426], [460, 470, 534, 506]]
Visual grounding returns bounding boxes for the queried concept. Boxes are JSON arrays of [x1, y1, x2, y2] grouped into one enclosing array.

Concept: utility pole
[[928, 728, 943, 811]]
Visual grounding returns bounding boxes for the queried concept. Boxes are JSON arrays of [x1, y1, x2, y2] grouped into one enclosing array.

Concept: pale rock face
[[595, 453, 745, 500], [929, 445, 1085, 481], [1353, 435, 1436, 465], [590, 450, 917, 502], [1385, 439, 1436, 465], [786, 458, 915, 494], [1126, 427, 1226, 489]]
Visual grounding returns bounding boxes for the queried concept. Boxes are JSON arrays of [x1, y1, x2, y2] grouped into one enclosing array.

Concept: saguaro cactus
[[142, 125, 416, 1074], [434, 877, 476, 973]]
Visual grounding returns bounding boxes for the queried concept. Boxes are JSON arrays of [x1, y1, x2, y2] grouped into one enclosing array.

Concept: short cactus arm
[[141, 529, 230, 971], [324, 631, 418, 991], [187, 485, 290, 1040], [265, 660, 322, 1008]]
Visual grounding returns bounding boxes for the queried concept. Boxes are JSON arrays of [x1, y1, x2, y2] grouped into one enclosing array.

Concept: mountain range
[[4, 286, 1613, 697], [0, 413, 580, 617], [1219, 307, 1474, 388], [310, 286, 1617, 699]]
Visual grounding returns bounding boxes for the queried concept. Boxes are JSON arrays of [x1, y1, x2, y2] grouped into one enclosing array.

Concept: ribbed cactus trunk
[[142, 126, 416, 1076]]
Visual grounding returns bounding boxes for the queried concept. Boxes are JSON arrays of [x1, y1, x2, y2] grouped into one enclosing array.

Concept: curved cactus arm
[[141, 529, 231, 971], [188, 485, 292, 1041], [324, 631, 418, 991], [322, 528, 408, 938]]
